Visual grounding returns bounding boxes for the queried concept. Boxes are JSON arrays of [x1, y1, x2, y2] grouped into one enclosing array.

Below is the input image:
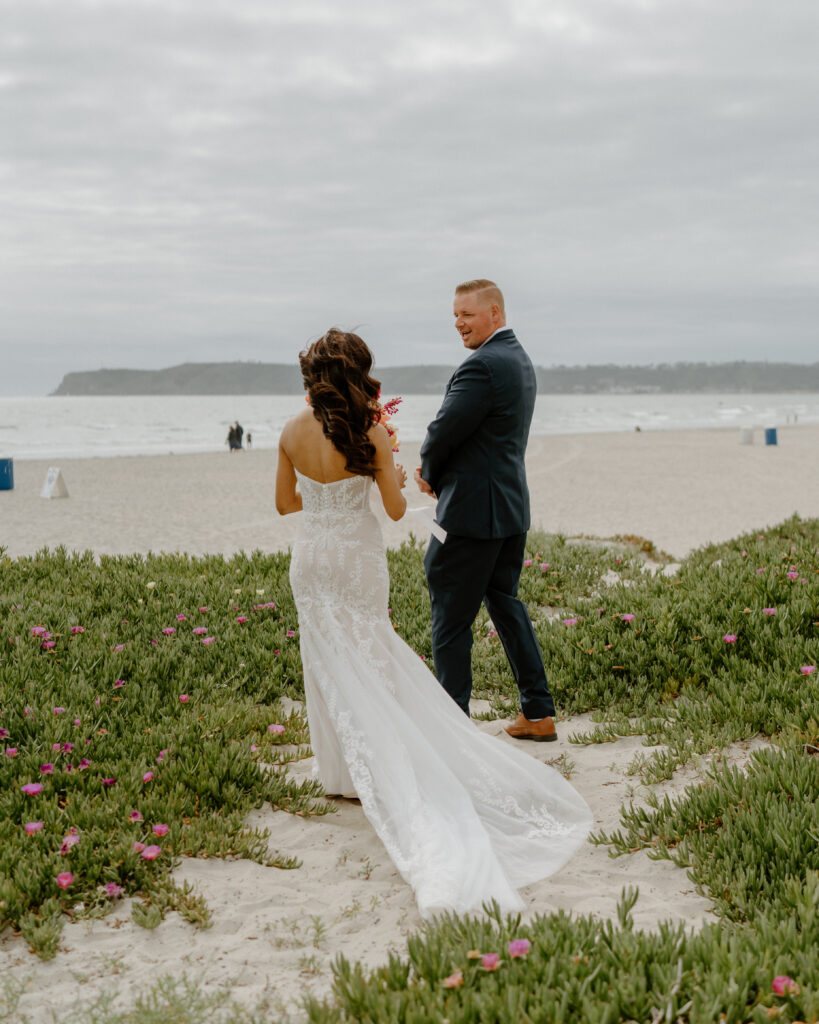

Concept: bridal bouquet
[[376, 395, 402, 452]]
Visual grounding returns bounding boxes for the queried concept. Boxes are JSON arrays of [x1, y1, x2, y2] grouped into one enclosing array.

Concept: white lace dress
[[289, 470, 592, 917]]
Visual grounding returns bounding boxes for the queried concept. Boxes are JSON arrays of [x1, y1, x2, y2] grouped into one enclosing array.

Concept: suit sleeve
[[420, 357, 492, 489]]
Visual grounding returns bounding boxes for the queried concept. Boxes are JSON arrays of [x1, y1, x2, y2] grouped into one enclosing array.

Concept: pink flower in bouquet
[[442, 971, 463, 989], [772, 975, 799, 996], [56, 872, 74, 889], [801, 666, 815, 675], [481, 953, 501, 971], [21, 782, 44, 795], [141, 845, 161, 860], [723, 634, 737, 644], [508, 938, 531, 958], [152, 824, 169, 836], [24, 822, 43, 833]]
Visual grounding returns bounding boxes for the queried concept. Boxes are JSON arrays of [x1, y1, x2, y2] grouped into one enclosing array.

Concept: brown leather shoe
[[504, 712, 558, 742]]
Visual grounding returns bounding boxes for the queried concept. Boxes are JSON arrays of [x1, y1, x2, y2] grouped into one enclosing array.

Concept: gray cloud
[[1, 0, 817, 394]]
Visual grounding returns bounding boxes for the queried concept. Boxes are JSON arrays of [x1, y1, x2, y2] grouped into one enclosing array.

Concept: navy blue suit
[[420, 329, 555, 718]]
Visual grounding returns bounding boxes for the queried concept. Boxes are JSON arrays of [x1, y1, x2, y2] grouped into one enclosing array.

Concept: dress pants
[[423, 532, 555, 719]]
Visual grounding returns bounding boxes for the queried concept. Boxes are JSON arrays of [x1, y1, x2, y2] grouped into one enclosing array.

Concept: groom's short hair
[[455, 278, 505, 316]]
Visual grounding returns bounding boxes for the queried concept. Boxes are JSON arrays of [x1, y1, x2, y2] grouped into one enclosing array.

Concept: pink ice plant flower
[[142, 771, 154, 782], [74, 718, 81, 726], [132, 841, 146, 853], [105, 882, 124, 899], [129, 810, 143, 821], [482, 953, 501, 971], [801, 666, 816, 675], [5, 748, 17, 757], [723, 634, 738, 644], [42, 640, 56, 650], [763, 608, 776, 615], [286, 629, 296, 637], [162, 627, 175, 635], [56, 872, 74, 889], [179, 694, 189, 703], [60, 834, 80, 855], [113, 644, 125, 652], [201, 636, 215, 645], [114, 679, 125, 688], [62, 742, 74, 752], [176, 614, 187, 621], [152, 824, 169, 836], [40, 763, 54, 774], [442, 971, 464, 988], [21, 782, 44, 795], [540, 562, 550, 571], [563, 618, 578, 626], [52, 743, 61, 751], [30, 626, 46, 635], [508, 938, 531, 958], [53, 707, 65, 715], [199, 606, 208, 612], [236, 616, 247, 623], [78, 758, 91, 769], [102, 777, 116, 786], [524, 559, 532, 566], [192, 626, 208, 635], [141, 845, 161, 860], [268, 723, 285, 734], [787, 571, 799, 580], [772, 975, 799, 996], [71, 626, 85, 634], [620, 614, 636, 622], [0, 729, 7, 739], [24, 822, 43, 833]]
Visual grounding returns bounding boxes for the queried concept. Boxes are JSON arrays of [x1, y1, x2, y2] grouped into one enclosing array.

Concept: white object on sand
[[41, 467, 70, 499]]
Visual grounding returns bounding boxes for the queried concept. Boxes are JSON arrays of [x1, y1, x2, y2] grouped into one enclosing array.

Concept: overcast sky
[[1, 0, 817, 395]]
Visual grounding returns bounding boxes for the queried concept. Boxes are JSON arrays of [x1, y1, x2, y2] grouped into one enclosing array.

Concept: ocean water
[[1, 393, 818, 461]]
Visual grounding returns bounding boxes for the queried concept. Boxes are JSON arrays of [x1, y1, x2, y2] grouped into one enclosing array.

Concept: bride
[[275, 328, 591, 917]]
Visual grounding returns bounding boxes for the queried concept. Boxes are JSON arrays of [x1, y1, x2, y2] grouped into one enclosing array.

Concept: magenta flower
[[286, 629, 296, 637], [71, 626, 85, 634], [268, 723, 285, 735], [162, 627, 176, 636], [132, 841, 146, 853], [523, 559, 532, 567], [60, 834, 80, 855], [192, 626, 208, 635], [540, 562, 550, 571], [176, 614, 187, 621], [801, 666, 816, 675], [723, 634, 738, 644], [5, 747, 18, 757], [152, 824, 169, 836], [199, 606, 208, 613], [236, 616, 247, 624], [763, 608, 776, 615], [179, 694, 189, 703], [563, 618, 578, 626], [772, 975, 799, 996], [24, 822, 43, 834], [105, 882, 124, 898], [787, 571, 798, 580], [53, 707, 65, 715], [442, 971, 464, 988], [21, 782, 44, 795], [0, 728, 7, 739], [273, 648, 281, 655], [74, 718, 81, 726], [129, 810, 143, 822], [481, 953, 501, 971], [102, 777, 116, 786], [94, 697, 101, 706], [41, 640, 56, 650], [52, 742, 61, 751], [114, 679, 125, 689], [62, 742, 74, 752], [142, 771, 154, 782], [508, 938, 531, 958], [620, 613, 636, 622], [250, 743, 259, 752], [40, 763, 54, 774], [201, 636, 215, 645], [141, 845, 161, 860], [56, 872, 74, 889], [78, 758, 91, 769], [113, 644, 125, 652], [30, 626, 46, 635]]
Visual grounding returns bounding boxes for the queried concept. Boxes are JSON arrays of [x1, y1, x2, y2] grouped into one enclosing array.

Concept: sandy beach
[[3, 424, 818, 561], [1, 425, 816, 1020]]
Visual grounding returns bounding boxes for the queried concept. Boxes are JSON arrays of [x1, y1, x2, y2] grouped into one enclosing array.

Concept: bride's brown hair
[[299, 328, 381, 478]]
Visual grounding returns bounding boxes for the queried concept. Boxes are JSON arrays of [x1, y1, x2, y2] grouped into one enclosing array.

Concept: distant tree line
[[51, 360, 819, 396]]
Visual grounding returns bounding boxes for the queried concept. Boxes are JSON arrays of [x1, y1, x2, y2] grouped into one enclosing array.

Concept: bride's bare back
[[276, 407, 406, 520]]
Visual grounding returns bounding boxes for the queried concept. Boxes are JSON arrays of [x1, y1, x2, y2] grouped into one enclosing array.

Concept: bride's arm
[[275, 432, 303, 515], [371, 424, 407, 521]]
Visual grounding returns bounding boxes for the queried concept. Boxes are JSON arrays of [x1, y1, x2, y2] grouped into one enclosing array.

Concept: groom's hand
[[414, 467, 436, 498]]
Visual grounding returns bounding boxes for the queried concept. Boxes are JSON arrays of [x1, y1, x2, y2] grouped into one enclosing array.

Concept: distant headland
[[51, 360, 819, 396]]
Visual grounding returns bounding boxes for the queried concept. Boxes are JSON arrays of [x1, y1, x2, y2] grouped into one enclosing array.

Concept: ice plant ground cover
[[1, 516, 818, 1021]]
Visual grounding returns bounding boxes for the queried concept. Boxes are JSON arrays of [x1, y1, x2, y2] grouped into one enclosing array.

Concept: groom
[[414, 279, 557, 741]]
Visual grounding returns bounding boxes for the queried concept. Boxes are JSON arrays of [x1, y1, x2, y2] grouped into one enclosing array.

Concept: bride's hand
[[394, 462, 407, 489]]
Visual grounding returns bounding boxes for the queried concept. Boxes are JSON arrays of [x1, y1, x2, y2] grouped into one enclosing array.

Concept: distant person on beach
[[415, 279, 558, 742], [275, 327, 590, 917], [226, 421, 244, 452], [246, 432, 252, 449]]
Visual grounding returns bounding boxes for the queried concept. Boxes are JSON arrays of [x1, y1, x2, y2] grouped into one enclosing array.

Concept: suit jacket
[[419, 329, 536, 539]]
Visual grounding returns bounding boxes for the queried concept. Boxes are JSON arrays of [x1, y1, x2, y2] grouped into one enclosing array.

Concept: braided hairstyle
[[299, 328, 381, 478]]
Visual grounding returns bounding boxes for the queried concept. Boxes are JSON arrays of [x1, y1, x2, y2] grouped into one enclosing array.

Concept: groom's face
[[453, 291, 500, 350]]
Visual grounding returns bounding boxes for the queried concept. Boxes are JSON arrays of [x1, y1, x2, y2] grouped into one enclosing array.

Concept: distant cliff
[[52, 360, 819, 396]]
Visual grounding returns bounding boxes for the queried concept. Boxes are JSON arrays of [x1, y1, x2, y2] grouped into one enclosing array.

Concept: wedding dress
[[289, 470, 593, 917]]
